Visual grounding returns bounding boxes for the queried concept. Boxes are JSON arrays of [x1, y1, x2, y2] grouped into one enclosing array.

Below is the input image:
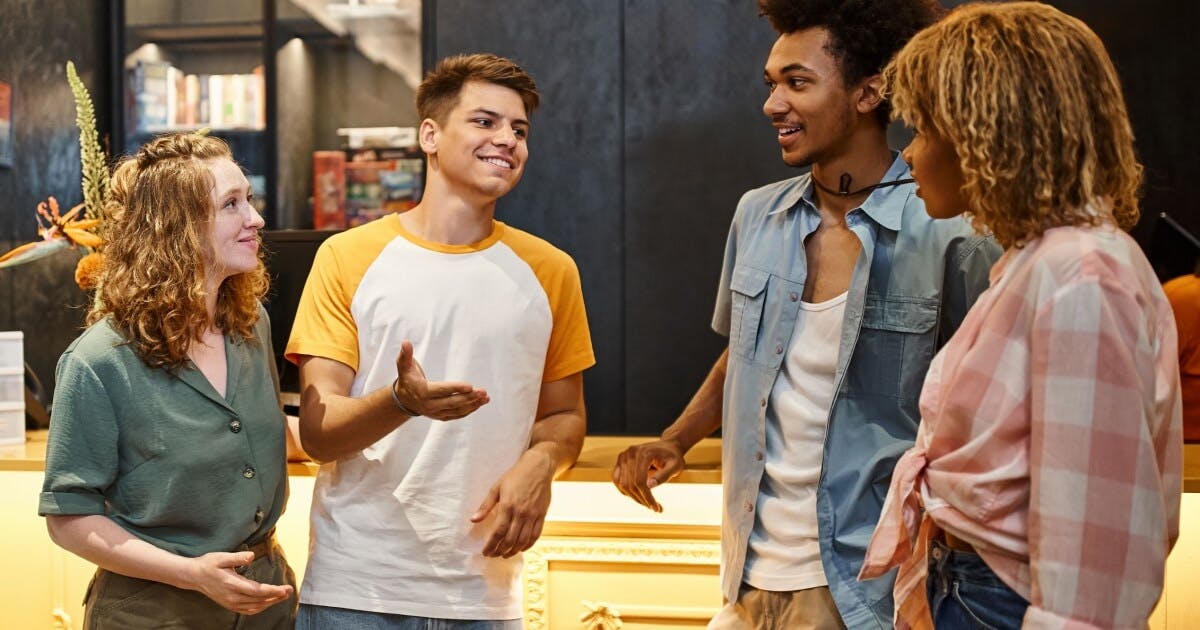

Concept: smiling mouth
[[479, 156, 514, 169], [777, 126, 803, 137]]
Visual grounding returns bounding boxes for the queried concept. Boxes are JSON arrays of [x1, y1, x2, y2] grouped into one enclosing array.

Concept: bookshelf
[[109, 0, 432, 229]]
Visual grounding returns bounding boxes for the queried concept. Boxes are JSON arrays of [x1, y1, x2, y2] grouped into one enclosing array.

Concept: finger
[[396, 340, 414, 374], [509, 516, 543, 558], [482, 506, 513, 557], [212, 551, 256, 570], [427, 396, 489, 420], [471, 486, 500, 523], [425, 381, 480, 398], [647, 454, 680, 488], [632, 452, 664, 512]]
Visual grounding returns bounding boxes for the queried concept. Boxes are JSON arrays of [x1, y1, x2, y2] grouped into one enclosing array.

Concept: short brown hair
[[416, 53, 539, 124], [91, 133, 268, 371], [884, 2, 1142, 248]]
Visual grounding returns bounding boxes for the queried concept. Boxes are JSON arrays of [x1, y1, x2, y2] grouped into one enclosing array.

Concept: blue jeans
[[927, 540, 1029, 629], [296, 604, 522, 630]]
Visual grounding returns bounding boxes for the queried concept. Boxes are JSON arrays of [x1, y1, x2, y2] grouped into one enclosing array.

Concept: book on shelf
[[128, 60, 265, 134], [312, 147, 425, 229], [313, 151, 347, 230]]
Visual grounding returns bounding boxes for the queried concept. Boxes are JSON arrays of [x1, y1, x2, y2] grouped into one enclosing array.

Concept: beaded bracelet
[[390, 378, 422, 417]]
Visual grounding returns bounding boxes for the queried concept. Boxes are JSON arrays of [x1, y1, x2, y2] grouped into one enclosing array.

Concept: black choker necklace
[[812, 172, 915, 197]]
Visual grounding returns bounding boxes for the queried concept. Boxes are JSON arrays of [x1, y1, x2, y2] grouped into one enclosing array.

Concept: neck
[[810, 126, 894, 218], [399, 174, 497, 245]]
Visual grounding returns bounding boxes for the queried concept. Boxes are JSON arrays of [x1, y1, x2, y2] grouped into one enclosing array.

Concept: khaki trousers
[[81, 540, 297, 629], [707, 584, 847, 630]]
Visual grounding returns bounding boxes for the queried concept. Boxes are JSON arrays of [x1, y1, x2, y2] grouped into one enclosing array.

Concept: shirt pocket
[[728, 266, 770, 361], [844, 297, 939, 401]]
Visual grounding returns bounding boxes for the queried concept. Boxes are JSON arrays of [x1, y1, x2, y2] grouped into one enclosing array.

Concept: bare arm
[[612, 348, 728, 511], [472, 371, 586, 558], [297, 341, 489, 463], [45, 514, 291, 615]]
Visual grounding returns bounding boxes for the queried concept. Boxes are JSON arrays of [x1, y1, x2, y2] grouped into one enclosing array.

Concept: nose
[[493, 125, 518, 147], [246, 205, 265, 230], [763, 86, 787, 117]]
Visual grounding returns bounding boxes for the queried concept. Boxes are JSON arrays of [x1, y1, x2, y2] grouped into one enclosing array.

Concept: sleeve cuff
[[38, 491, 106, 517]]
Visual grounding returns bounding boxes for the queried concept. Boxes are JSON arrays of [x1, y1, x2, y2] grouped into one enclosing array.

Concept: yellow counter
[[2, 433, 1197, 629]]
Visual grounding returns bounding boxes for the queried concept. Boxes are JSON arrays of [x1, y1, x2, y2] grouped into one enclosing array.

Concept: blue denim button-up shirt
[[712, 155, 1000, 628]]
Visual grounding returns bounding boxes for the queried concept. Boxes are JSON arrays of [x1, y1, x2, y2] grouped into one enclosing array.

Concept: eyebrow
[[469, 107, 530, 128], [764, 63, 815, 78]]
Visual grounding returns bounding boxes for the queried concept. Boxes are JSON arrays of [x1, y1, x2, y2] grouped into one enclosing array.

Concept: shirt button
[[789, 292, 799, 302], [775, 344, 783, 354], [760, 398, 767, 408], [229, 419, 242, 433], [755, 451, 764, 461], [242, 466, 256, 479], [254, 508, 264, 524], [744, 501, 754, 513]]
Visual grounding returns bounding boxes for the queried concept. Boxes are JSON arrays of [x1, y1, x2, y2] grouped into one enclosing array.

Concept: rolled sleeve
[[39, 351, 119, 517]]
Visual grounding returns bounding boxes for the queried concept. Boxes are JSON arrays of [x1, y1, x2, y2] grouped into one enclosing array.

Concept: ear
[[419, 118, 440, 154], [855, 74, 885, 115]]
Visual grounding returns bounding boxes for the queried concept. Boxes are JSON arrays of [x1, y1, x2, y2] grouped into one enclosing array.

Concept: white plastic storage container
[[0, 331, 23, 370], [0, 366, 22, 404], [0, 401, 24, 445]]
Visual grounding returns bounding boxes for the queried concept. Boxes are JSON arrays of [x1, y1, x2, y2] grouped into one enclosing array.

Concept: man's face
[[762, 28, 859, 168], [424, 81, 530, 201], [902, 127, 968, 219]]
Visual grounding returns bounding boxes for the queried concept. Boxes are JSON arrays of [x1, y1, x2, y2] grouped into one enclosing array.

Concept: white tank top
[[744, 291, 847, 591]]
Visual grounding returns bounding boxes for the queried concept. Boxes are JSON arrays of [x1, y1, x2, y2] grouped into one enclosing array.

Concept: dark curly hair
[[758, 0, 942, 124]]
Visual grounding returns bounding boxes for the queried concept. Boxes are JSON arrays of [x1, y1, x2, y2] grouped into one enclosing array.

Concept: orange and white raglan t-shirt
[[286, 215, 595, 619]]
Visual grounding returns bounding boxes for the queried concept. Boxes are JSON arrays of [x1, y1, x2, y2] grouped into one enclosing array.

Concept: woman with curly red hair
[[39, 133, 300, 628], [859, 3, 1182, 628]]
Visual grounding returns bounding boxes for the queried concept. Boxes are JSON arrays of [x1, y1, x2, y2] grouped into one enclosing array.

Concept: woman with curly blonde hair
[[859, 3, 1182, 629], [39, 133, 301, 628]]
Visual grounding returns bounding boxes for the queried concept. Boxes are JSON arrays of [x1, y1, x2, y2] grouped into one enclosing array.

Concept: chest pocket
[[844, 297, 939, 401], [728, 266, 770, 361]]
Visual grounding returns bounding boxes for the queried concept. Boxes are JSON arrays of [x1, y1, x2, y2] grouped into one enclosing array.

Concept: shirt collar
[[771, 152, 913, 232]]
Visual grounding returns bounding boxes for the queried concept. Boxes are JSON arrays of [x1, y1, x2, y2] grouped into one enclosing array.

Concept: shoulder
[[734, 174, 811, 221], [498, 223, 578, 272], [59, 319, 138, 379], [319, 215, 401, 258]]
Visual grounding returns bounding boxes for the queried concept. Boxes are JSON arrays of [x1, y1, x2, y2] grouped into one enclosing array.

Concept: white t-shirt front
[[744, 291, 847, 591]]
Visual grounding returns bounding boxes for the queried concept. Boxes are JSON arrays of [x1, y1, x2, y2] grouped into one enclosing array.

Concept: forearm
[[526, 410, 586, 478], [46, 514, 194, 590], [661, 348, 728, 453], [299, 385, 413, 463]]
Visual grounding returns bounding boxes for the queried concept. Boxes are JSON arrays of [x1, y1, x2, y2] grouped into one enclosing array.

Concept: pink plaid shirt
[[860, 223, 1182, 629]]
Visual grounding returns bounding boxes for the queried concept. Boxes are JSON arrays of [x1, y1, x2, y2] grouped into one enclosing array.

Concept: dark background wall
[[0, 0, 1196, 435], [433, 0, 1200, 434], [0, 0, 110, 412]]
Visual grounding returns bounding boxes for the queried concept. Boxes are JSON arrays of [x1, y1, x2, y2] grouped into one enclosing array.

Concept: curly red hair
[[89, 133, 268, 371]]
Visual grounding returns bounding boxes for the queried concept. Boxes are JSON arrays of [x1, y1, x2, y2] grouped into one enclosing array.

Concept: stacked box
[[0, 331, 24, 445]]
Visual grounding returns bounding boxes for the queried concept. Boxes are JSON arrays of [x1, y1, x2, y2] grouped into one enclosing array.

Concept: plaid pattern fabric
[[860, 224, 1183, 629]]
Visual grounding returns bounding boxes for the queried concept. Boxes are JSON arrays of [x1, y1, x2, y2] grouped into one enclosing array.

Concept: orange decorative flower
[[74, 252, 105, 290]]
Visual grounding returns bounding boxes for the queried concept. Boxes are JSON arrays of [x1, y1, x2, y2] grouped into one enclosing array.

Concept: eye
[[474, 118, 493, 127], [514, 127, 528, 139], [788, 77, 808, 89], [764, 79, 777, 92]]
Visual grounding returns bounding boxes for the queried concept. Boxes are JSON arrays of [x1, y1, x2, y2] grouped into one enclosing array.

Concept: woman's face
[[205, 157, 264, 283], [902, 127, 968, 220]]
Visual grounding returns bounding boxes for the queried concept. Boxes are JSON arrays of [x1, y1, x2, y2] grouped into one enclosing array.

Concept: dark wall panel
[[622, 0, 794, 433], [0, 0, 109, 403], [434, 1, 626, 432]]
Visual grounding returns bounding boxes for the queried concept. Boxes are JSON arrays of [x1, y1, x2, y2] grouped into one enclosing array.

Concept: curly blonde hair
[[883, 2, 1142, 248], [89, 133, 268, 371]]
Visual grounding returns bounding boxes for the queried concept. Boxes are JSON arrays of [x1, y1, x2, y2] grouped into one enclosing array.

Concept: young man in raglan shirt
[[287, 53, 595, 628]]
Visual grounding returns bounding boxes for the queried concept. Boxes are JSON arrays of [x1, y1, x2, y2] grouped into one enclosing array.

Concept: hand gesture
[[471, 450, 556, 558], [393, 340, 489, 420], [184, 551, 293, 616], [612, 439, 685, 512]]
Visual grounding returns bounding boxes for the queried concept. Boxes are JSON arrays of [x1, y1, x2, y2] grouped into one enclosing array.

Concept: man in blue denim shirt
[[613, 1, 1000, 628]]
